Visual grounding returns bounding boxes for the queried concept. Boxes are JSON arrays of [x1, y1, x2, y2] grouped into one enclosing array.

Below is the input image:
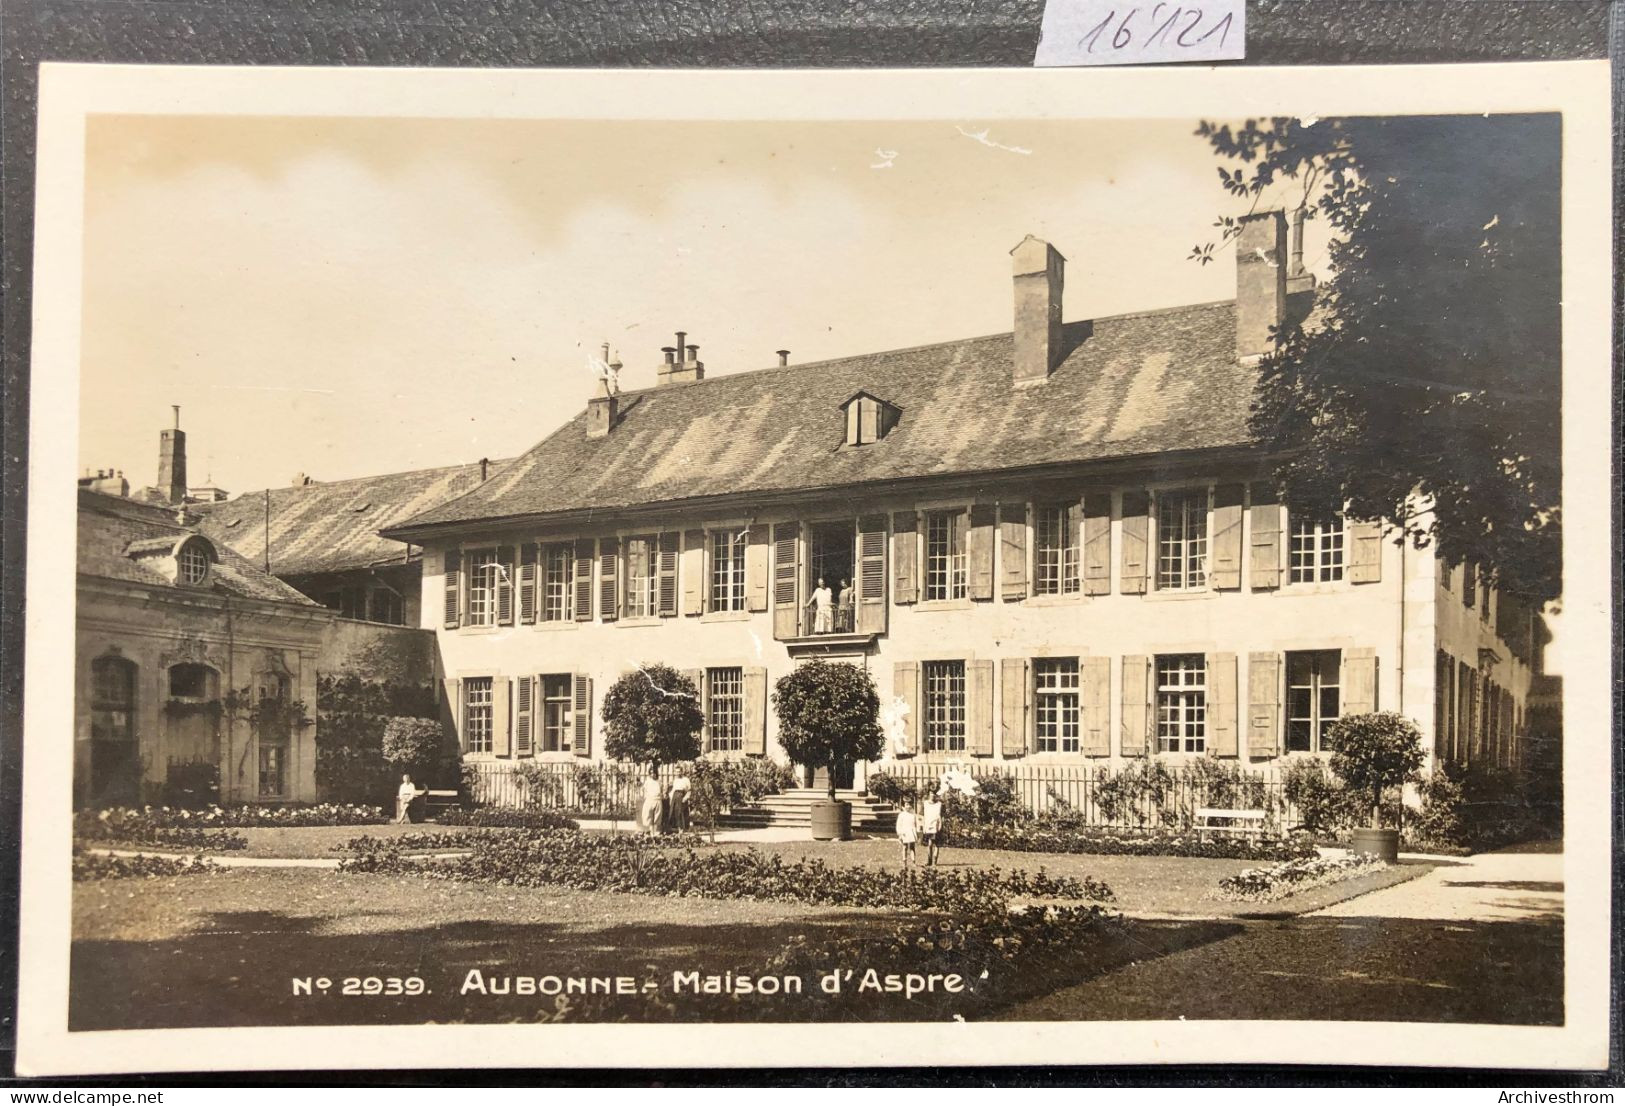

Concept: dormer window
[[840, 391, 900, 447], [177, 540, 212, 585]]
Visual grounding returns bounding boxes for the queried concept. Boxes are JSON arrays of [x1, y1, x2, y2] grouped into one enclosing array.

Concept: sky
[[79, 114, 1329, 495]]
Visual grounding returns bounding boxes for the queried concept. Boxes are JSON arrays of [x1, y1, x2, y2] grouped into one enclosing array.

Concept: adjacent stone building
[[75, 489, 330, 805], [383, 210, 1542, 785]]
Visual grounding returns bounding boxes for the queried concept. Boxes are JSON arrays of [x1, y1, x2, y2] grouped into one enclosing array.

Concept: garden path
[[1313, 840, 1563, 923]]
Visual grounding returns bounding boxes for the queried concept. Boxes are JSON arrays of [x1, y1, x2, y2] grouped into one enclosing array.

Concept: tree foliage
[[771, 660, 884, 799], [601, 664, 703, 770], [1327, 711, 1425, 829], [1197, 115, 1561, 600], [381, 716, 446, 777]]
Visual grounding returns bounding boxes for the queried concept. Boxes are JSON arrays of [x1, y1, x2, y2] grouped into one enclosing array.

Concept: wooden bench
[[424, 790, 463, 820], [1194, 807, 1269, 840]]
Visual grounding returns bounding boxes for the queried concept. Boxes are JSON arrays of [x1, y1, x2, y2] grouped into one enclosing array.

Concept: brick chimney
[[1235, 210, 1287, 360], [587, 375, 619, 438], [656, 330, 704, 386], [1010, 235, 1065, 384], [156, 405, 187, 504]]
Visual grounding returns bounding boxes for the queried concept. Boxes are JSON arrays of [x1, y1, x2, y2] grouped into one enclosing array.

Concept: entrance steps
[[715, 788, 898, 832]]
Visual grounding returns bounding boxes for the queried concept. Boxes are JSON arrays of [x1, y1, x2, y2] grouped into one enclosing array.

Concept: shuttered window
[[924, 511, 967, 601], [624, 536, 658, 618], [466, 550, 500, 626], [463, 677, 494, 754], [542, 544, 572, 622], [924, 660, 967, 753], [1289, 515, 1345, 583], [1034, 505, 1080, 596], [1285, 649, 1341, 752], [1034, 657, 1080, 753], [540, 674, 573, 752], [1156, 491, 1208, 590], [706, 667, 745, 753], [710, 529, 747, 612], [1155, 654, 1206, 753]]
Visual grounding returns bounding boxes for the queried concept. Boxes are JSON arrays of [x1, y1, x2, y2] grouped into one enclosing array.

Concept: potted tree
[[601, 665, 703, 832], [1327, 711, 1425, 863], [772, 660, 884, 841]]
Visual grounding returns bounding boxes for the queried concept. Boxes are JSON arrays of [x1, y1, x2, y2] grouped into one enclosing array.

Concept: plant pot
[[810, 799, 853, 842], [1349, 827, 1400, 863]]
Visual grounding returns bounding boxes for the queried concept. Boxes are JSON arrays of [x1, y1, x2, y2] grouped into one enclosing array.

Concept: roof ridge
[[222, 456, 512, 503], [607, 298, 1238, 398]]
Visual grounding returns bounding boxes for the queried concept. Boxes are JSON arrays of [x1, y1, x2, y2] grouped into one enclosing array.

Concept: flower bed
[[433, 807, 579, 831], [81, 803, 388, 831], [943, 821, 1317, 862], [76, 809, 248, 851], [1213, 853, 1386, 903], [73, 847, 216, 881], [339, 829, 1113, 914]]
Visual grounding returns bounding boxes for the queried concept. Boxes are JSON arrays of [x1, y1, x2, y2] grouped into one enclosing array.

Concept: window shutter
[[858, 400, 880, 444], [682, 530, 705, 616], [1082, 494, 1112, 595], [1081, 656, 1111, 756], [518, 543, 539, 624], [1348, 520, 1383, 583], [772, 522, 801, 640], [683, 668, 707, 750], [1119, 492, 1150, 595], [1247, 652, 1282, 758], [442, 550, 461, 629], [657, 532, 679, 617], [857, 515, 888, 634], [892, 512, 918, 605], [1207, 652, 1238, 756], [968, 659, 994, 757], [745, 524, 771, 612], [1210, 484, 1245, 590], [999, 504, 1028, 601], [442, 677, 462, 751], [1248, 485, 1282, 590], [893, 661, 919, 756], [1000, 657, 1030, 758], [1341, 647, 1378, 716], [967, 505, 996, 600], [514, 675, 534, 756], [496, 546, 516, 626], [743, 667, 768, 756], [598, 538, 620, 622], [573, 539, 595, 621], [571, 674, 592, 757], [492, 676, 512, 756], [1120, 655, 1151, 757]]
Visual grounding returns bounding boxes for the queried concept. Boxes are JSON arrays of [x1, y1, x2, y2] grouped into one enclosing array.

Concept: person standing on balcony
[[808, 576, 834, 634], [836, 576, 854, 633]]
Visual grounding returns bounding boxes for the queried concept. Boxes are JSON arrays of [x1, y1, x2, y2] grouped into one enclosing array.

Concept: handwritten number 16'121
[[1080, 5, 1233, 54]]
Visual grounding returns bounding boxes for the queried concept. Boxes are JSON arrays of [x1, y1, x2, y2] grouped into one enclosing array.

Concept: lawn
[[69, 867, 1235, 1028]]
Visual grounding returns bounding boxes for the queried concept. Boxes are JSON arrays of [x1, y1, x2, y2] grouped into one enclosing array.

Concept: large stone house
[[75, 489, 330, 805], [381, 210, 1540, 785]]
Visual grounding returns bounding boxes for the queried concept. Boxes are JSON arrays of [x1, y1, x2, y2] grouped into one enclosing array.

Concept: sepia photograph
[[16, 61, 1613, 1075]]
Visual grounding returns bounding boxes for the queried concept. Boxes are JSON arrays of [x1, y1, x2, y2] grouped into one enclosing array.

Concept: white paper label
[[1034, 0, 1245, 66]]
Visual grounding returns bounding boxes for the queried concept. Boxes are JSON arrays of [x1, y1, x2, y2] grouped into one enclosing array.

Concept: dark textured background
[[0, 0, 1616, 1084]]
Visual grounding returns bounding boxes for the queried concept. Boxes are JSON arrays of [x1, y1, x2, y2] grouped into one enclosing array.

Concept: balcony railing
[[799, 604, 856, 637]]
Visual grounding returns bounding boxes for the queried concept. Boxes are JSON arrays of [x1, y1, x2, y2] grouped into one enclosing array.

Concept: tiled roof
[[195, 460, 505, 576], [388, 299, 1258, 536], [78, 490, 320, 607]]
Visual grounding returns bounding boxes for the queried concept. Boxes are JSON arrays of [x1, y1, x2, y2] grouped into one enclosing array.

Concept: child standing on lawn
[[895, 800, 919, 869], [921, 791, 944, 867]]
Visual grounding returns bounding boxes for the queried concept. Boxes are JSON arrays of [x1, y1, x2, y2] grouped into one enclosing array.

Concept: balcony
[[783, 605, 876, 656]]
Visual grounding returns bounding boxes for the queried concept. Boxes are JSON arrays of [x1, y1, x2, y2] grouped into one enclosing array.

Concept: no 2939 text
[[291, 976, 427, 996]]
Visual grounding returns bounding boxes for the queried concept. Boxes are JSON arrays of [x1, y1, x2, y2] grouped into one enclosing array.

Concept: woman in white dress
[[808, 577, 834, 634], [640, 769, 664, 835]]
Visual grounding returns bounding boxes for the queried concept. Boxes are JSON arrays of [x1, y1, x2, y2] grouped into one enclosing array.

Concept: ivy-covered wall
[[316, 621, 439, 804]]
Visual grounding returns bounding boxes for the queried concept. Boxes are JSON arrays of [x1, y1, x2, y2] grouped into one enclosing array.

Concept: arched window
[[168, 662, 218, 701], [177, 540, 211, 586], [90, 656, 137, 746]]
